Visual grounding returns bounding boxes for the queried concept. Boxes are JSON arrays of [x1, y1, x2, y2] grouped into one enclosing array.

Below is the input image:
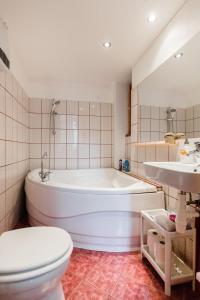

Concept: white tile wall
[[29, 99, 113, 169], [0, 70, 29, 234]]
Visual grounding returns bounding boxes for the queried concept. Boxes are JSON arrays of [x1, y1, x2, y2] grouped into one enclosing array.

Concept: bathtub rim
[[26, 168, 157, 195]]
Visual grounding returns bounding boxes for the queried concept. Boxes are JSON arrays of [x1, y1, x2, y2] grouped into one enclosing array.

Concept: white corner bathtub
[[25, 168, 164, 252]]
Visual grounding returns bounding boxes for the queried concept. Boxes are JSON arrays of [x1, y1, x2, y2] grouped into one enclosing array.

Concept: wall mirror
[[138, 32, 200, 143]]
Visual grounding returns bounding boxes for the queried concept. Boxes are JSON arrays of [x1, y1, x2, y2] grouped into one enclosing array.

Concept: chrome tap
[[187, 142, 200, 156], [187, 141, 200, 168], [39, 152, 50, 182]]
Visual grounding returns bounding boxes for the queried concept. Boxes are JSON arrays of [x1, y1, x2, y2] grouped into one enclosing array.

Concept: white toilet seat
[[0, 226, 73, 283]]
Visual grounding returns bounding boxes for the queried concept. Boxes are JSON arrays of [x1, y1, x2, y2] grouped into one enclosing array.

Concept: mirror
[[138, 32, 200, 142]]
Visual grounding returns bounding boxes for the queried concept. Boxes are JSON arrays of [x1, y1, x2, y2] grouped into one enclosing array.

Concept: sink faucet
[[187, 142, 200, 170], [39, 152, 50, 182]]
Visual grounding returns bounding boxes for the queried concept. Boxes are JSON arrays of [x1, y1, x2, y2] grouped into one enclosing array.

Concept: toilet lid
[[0, 226, 72, 274]]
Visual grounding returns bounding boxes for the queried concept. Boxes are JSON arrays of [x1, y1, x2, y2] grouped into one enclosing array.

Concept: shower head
[[167, 107, 176, 120], [51, 100, 60, 114]]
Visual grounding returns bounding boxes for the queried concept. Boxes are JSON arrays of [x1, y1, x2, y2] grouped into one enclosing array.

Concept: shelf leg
[[192, 228, 196, 291], [140, 215, 144, 260], [165, 234, 171, 296]]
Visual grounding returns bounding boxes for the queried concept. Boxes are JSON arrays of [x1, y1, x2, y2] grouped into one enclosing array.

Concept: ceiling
[[140, 31, 200, 94], [0, 0, 186, 87]]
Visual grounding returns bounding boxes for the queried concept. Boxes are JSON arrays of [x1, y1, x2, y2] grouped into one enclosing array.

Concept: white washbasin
[[144, 162, 200, 193]]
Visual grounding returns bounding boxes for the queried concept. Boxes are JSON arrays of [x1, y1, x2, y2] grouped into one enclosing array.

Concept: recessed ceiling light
[[174, 52, 183, 59], [147, 14, 156, 23], [103, 41, 111, 48]]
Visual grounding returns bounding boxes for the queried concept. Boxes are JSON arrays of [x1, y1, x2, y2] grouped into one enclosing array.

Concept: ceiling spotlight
[[147, 14, 156, 23], [103, 41, 111, 48], [174, 52, 183, 59]]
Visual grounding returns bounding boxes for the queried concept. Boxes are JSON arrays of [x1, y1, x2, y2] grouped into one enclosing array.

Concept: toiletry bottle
[[119, 159, 122, 171]]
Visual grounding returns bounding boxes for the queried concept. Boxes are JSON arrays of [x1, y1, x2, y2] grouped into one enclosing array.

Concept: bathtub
[[25, 168, 164, 252]]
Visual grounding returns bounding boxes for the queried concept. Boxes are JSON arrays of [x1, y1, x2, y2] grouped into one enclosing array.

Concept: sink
[[144, 162, 200, 193]]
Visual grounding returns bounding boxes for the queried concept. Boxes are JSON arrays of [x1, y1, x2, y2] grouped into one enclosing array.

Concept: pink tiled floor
[[61, 248, 200, 300], [15, 219, 200, 300]]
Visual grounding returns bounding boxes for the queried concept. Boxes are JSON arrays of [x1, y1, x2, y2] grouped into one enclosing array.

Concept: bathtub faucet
[[39, 152, 50, 182]]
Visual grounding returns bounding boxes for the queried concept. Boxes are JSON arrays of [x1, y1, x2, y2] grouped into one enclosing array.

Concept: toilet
[[0, 226, 73, 300]]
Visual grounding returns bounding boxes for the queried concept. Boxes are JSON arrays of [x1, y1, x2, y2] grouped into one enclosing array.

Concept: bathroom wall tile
[[101, 131, 111, 144], [30, 113, 41, 129], [5, 72, 13, 94], [131, 144, 138, 162], [194, 118, 200, 132], [79, 102, 89, 115], [140, 131, 150, 143], [67, 144, 78, 159], [151, 119, 159, 132], [55, 114, 66, 129], [55, 130, 67, 143], [186, 106, 194, 120], [79, 116, 89, 130], [67, 101, 78, 115], [90, 158, 100, 168], [30, 159, 41, 170], [42, 99, 51, 113], [101, 103, 112, 116], [0, 113, 5, 140], [176, 108, 185, 121], [0, 192, 5, 221], [6, 141, 13, 164], [5, 91, 13, 118], [67, 115, 78, 130], [30, 144, 41, 159], [90, 130, 100, 144], [90, 103, 100, 116], [42, 114, 50, 129], [55, 144, 66, 159], [159, 107, 167, 120], [151, 132, 160, 141], [186, 120, 193, 133], [101, 145, 111, 158], [194, 104, 200, 119], [131, 124, 138, 143], [159, 120, 167, 133], [90, 145, 100, 158], [137, 144, 146, 162], [79, 130, 89, 144], [145, 144, 156, 161], [177, 120, 185, 133], [156, 144, 169, 161], [169, 144, 178, 161], [90, 116, 100, 130], [6, 117, 13, 141], [140, 105, 150, 119], [141, 119, 150, 132], [131, 105, 138, 125], [0, 167, 5, 194], [151, 106, 159, 119], [101, 158, 112, 168], [30, 129, 41, 143], [0, 71, 5, 88], [42, 129, 54, 143], [55, 159, 66, 170], [67, 158, 78, 169], [78, 159, 89, 169], [67, 130, 78, 143], [101, 117, 112, 130], [79, 144, 89, 158], [0, 85, 5, 114], [13, 99, 18, 121], [0, 140, 5, 167], [30, 98, 41, 113]]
